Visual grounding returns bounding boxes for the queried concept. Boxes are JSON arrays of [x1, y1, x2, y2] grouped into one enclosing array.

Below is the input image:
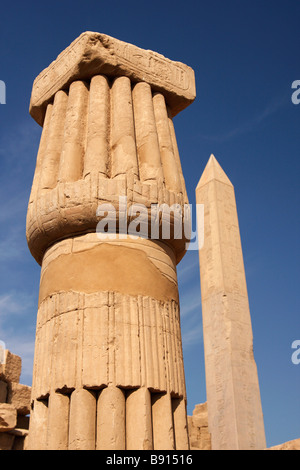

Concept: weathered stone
[[30, 32, 196, 126], [192, 402, 208, 428], [0, 403, 17, 432], [126, 388, 153, 450], [26, 398, 48, 450], [97, 386, 125, 450], [196, 155, 266, 450], [12, 435, 26, 450], [68, 388, 96, 450], [9, 427, 29, 437], [268, 438, 300, 451], [7, 383, 31, 415], [0, 350, 22, 383], [199, 429, 211, 451], [27, 32, 193, 450], [47, 392, 69, 450], [16, 414, 30, 430], [27, 78, 190, 265], [188, 402, 211, 450], [152, 392, 175, 450], [0, 432, 15, 450], [0, 380, 7, 403], [172, 398, 189, 450]]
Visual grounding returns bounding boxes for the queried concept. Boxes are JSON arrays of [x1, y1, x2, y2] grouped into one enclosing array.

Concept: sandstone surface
[[196, 155, 266, 450]]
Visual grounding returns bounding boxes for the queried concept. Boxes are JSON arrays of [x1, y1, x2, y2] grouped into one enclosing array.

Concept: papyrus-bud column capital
[[27, 32, 195, 450]]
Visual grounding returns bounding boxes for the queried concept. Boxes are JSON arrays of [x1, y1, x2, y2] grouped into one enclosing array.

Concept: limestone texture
[[196, 155, 266, 450], [188, 402, 211, 450], [27, 71, 191, 266], [268, 438, 300, 450], [188, 402, 300, 451], [26, 31, 194, 450], [0, 404, 17, 431], [0, 350, 30, 450], [0, 350, 22, 383], [29, 32, 196, 126]]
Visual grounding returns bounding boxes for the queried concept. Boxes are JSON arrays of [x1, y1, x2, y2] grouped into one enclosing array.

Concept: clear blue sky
[[0, 0, 299, 448]]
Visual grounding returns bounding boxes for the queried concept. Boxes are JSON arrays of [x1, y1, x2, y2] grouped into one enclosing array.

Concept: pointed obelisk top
[[196, 154, 233, 189]]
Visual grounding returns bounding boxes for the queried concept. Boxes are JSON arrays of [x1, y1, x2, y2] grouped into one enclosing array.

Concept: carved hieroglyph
[[26, 32, 195, 450], [196, 155, 266, 450], [30, 31, 196, 126]]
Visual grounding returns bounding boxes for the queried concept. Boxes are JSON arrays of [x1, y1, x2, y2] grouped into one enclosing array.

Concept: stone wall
[[0, 350, 31, 450], [187, 402, 211, 450], [188, 402, 300, 451], [268, 439, 300, 450]]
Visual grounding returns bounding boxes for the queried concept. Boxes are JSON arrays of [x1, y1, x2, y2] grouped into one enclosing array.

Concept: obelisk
[[196, 155, 266, 450], [26, 32, 195, 450]]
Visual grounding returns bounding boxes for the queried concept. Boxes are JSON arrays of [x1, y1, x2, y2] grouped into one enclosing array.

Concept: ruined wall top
[[30, 31, 196, 126]]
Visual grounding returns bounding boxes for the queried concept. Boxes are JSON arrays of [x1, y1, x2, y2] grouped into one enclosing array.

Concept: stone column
[[26, 32, 196, 450], [196, 155, 266, 450]]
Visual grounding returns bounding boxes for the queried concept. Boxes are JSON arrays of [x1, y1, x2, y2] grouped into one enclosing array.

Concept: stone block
[[192, 402, 208, 428], [0, 403, 17, 432], [0, 350, 22, 383], [0, 432, 15, 450], [200, 429, 212, 451], [0, 380, 7, 403], [17, 414, 30, 430], [188, 402, 212, 450], [7, 383, 31, 415], [12, 434, 27, 450], [30, 32, 196, 126], [268, 438, 300, 451]]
